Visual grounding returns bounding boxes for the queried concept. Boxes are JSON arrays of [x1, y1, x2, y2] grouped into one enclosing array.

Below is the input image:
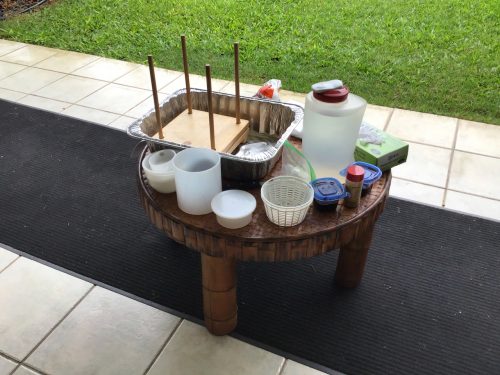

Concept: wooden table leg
[[335, 222, 375, 288], [201, 253, 237, 335]]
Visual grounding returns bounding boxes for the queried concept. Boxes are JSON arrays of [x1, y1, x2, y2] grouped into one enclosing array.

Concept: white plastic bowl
[[149, 149, 176, 173], [211, 190, 256, 229], [142, 153, 176, 194]]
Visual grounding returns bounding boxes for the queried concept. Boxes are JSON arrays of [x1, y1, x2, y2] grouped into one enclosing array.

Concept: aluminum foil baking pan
[[127, 88, 303, 181]]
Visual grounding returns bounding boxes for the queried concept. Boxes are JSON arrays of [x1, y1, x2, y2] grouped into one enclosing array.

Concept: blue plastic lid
[[310, 178, 348, 203], [340, 162, 382, 189]]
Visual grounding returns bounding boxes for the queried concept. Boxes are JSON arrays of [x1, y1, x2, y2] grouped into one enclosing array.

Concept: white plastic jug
[[302, 82, 367, 180]]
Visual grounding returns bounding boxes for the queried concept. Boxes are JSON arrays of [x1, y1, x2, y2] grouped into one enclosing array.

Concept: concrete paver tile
[[0, 258, 91, 360], [0, 45, 57, 66], [146, 320, 284, 375], [34, 75, 107, 103], [0, 67, 64, 94], [444, 190, 500, 222], [389, 178, 444, 207], [0, 40, 26, 57], [17, 95, 70, 113], [72, 57, 139, 81], [62, 105, 120, 125], [27, 287, 180, 375], [391, 142, 452, 187], [0, 246, 18, 272], [455, 119, 500, 158], [0, 61, 27, 80], [115, 65, 182, 91], [76, 83, 150, 114], [386, 108, 457, 148], [448, 151, 500, 200], [34, 50, 99, 73]]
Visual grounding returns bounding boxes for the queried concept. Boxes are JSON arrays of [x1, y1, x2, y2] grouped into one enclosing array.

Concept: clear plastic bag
[[281, 140, 316, 182]]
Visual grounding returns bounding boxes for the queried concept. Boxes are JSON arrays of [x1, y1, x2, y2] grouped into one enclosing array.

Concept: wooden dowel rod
[[147, 55, 164, 139], [234, 42, 240, 124], [181, 35, 192, 114], [205, 64, 216, 150]]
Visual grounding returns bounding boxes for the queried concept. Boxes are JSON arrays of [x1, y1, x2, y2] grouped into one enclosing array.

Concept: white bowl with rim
[[211, 190, 256, 229], [142, 152, 176, 194]]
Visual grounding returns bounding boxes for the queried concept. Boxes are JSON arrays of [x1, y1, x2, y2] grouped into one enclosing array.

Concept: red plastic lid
[[313, 86, 349, 103], [346, 165, 365, 182]]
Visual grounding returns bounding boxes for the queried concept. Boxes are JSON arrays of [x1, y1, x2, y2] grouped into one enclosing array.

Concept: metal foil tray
[[127, 88, 303, 181]]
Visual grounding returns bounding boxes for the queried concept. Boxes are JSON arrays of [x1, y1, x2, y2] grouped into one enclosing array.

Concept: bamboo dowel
[[205, 64, 216, 150], [181, 35, 192, 114], [147, 55, 164, 139], [234, 42, 240, 124]]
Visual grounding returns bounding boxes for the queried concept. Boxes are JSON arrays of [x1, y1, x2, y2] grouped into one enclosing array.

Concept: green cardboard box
[[354, 129, 408, 171]]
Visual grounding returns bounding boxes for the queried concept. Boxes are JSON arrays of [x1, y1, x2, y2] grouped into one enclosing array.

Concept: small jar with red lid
[[344, 165, 365, 208]]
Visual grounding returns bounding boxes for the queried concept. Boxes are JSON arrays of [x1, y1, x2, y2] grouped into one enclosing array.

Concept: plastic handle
[[311, 79, 343, 93]]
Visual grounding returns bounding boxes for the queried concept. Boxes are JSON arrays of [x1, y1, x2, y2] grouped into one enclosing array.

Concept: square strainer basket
[[261, 176, 314, 227]]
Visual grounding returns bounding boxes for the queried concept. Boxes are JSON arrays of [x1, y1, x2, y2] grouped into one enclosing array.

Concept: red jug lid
[[313, 86, 349, 103]]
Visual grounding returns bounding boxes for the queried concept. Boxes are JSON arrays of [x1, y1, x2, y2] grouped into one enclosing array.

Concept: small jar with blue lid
[[310, 178, 349, 211], [340, 162, 382, 196]]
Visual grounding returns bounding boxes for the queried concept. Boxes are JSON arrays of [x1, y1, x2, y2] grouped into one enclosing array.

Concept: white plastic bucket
[[173, 148, 222, 215]]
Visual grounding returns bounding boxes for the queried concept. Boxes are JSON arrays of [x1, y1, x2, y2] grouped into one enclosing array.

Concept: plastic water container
[[302, 84, 367, 180]]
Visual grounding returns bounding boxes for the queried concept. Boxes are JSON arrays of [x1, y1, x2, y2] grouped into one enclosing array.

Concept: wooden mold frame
[[147, 37, 249, 153]]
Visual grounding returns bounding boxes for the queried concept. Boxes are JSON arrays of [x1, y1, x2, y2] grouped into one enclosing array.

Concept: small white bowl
[[211, 190, 256, 229], [149, 149, 176, 173], [142, 153, 176, 194]]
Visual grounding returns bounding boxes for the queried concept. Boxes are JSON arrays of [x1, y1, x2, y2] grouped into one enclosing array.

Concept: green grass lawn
[[1, 0, 499, 124]]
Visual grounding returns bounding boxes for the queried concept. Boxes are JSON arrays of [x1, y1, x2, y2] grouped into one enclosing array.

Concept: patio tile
[[161, 73, 230, 94], [391, 142, 452, 187], [281, 360, 333, 375], [108, 116, 137, 132], [146, 320, 284, 375], [0, 246, 18, 272], [389, 178, 444, 207], [0, 88, 25, 101], [0, 67, 64, 94], [33, 75, 107, 103], [0, 354, 17, 375], [18, 95, 71, 113], [27, 287, 180, 375], [62, 105, 120, 126], [77, 83, 151, 114], [115, 65, 182, 91], [0, 61, 27, 80], [0, 40, 26, 56], [34, 51, 99, 74], [455, 119, 500, 158], [0, 45, 57, 66], [125, 92, 168, 118], [221, 81, 262, 97], [12, 366, 42, 375], [363, 104, 393, 130], [0, 257, 91, 360], [448, 151, 500, 200], [386, 109, 457, 148], [71, 57, 139, 81], [444, 191, 500, 222]]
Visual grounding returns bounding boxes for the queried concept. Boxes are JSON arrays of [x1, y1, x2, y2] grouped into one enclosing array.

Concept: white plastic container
[[148, 149, 176, 173], [172, 148, 222, 215], [211, 190, 256, 229], [302, 84, 367, 180], [142, 153, 176, 194]]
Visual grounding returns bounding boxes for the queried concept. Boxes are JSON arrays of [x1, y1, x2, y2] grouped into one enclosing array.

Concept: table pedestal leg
[[335, 223, 375, 288], [201, 253, 237, 335]]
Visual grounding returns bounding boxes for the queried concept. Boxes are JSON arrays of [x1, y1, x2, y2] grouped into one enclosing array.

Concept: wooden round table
[[137, 146, 391, 335]]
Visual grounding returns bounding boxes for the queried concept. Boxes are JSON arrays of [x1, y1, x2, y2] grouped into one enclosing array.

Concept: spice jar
[[344, 165, 365, 208]]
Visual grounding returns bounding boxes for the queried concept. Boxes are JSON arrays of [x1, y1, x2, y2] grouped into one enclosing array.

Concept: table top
[[138, 145, 391, 262]]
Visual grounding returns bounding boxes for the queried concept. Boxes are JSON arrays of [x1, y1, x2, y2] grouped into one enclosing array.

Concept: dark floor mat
[[1, 99, 499, 375]]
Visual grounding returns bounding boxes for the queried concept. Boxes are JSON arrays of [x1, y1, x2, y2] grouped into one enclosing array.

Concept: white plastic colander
[[261, 176, 314, 227]]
